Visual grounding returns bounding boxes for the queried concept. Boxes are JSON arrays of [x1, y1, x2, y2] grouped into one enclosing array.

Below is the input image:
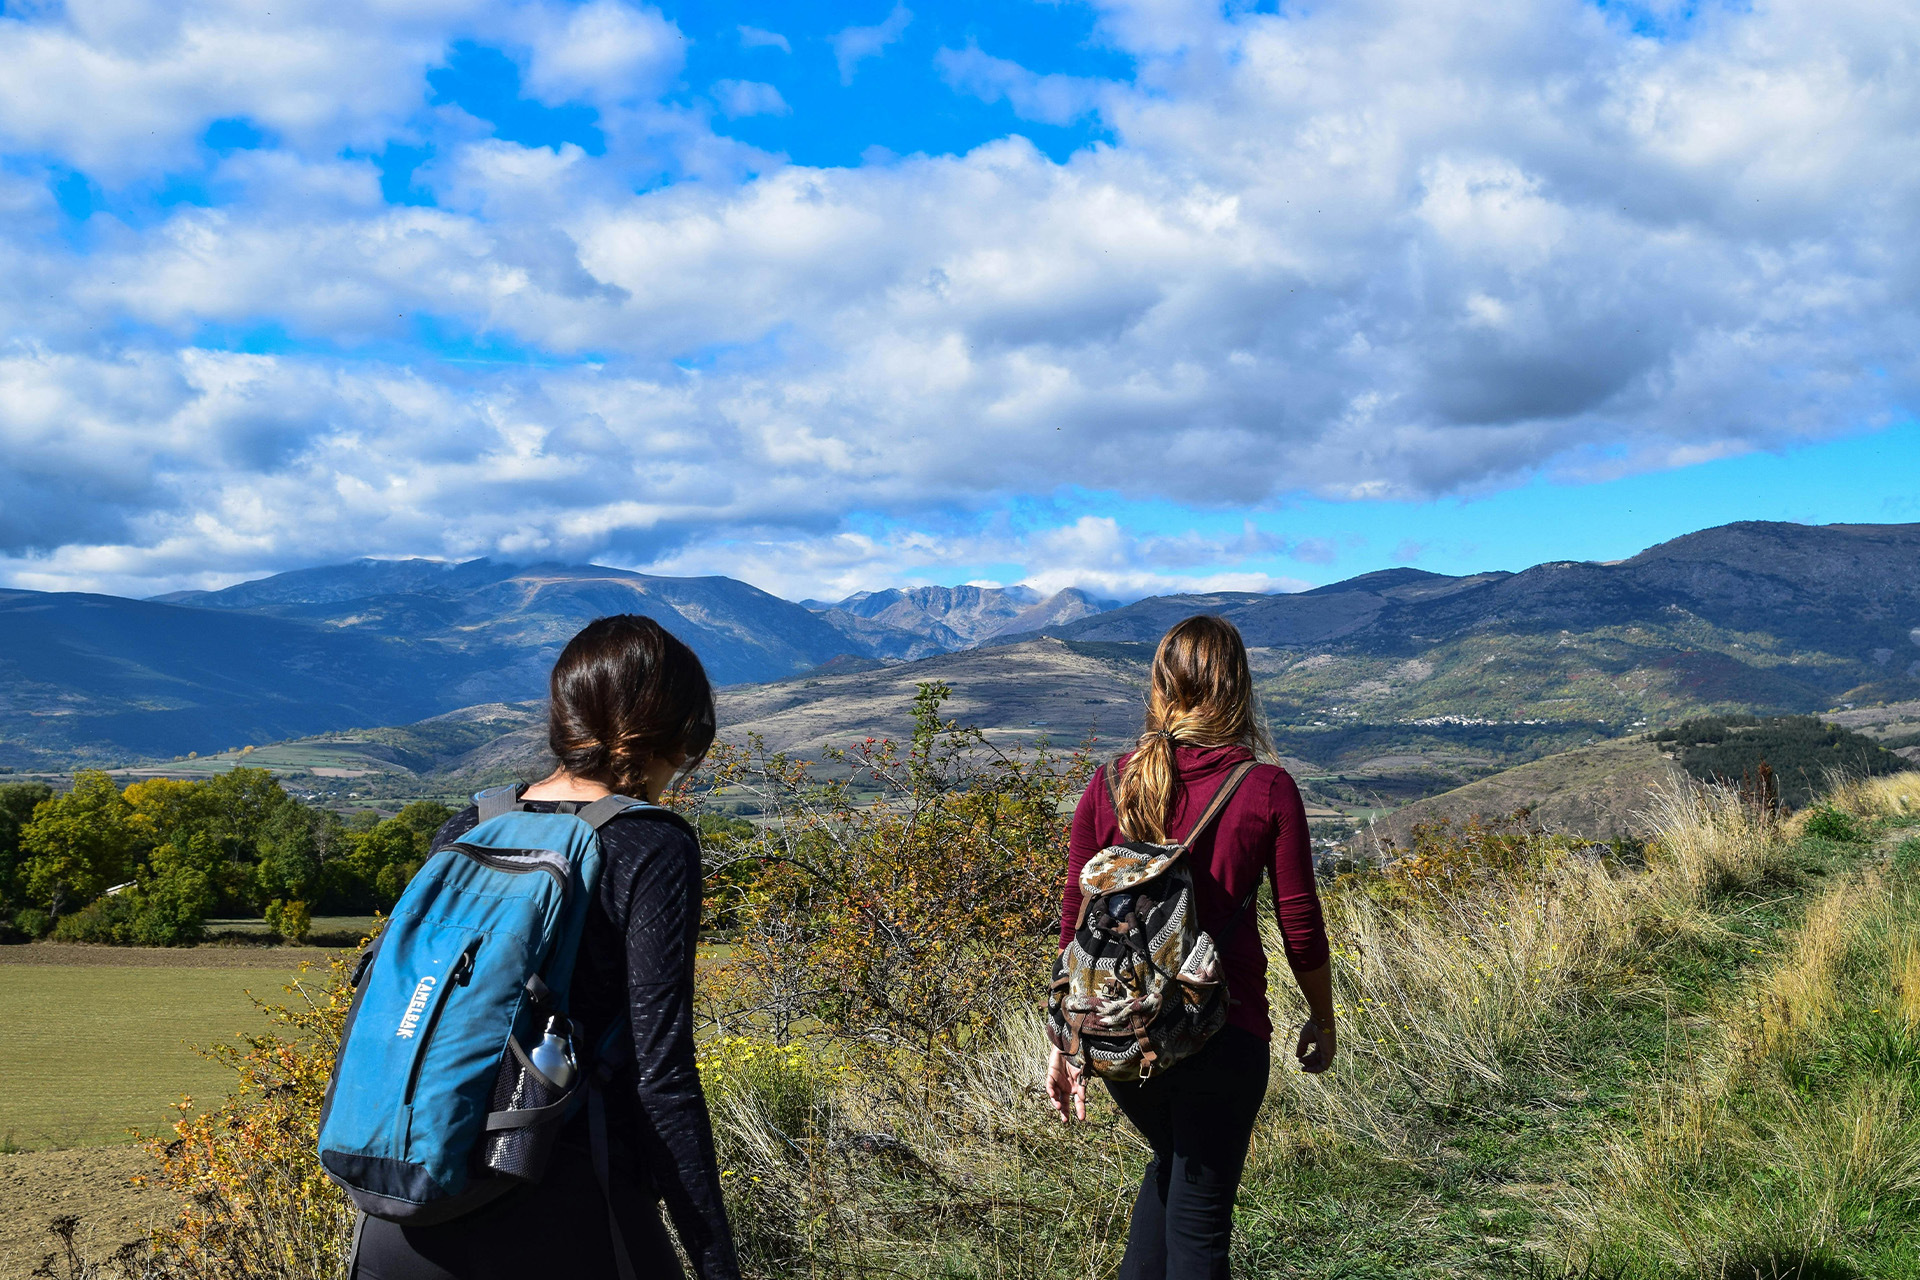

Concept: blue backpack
[[317, 786, 660, 1244]]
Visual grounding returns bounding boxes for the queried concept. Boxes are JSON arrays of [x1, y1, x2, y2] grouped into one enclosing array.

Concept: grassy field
[[5, 771, 1917, 1279], [0, 946, 333, 1150]]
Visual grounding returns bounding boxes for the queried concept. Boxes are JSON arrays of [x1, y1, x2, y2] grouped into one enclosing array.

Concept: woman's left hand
[[1295, 1018, 1336, 1074]]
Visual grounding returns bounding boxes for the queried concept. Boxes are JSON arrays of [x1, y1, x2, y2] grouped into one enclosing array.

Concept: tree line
[[0, 770, 453, 945]]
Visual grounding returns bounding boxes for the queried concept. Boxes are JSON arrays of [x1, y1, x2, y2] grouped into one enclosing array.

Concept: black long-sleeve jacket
[[355, 802, 739, 1280]]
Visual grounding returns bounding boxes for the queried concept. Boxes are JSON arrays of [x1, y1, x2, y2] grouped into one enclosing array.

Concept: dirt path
[[0, 941, 337, 968], [0, 1145, 179, 1276]]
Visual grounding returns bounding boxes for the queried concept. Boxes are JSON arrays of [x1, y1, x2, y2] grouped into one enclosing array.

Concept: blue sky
[[1, 0, 1916, 601]]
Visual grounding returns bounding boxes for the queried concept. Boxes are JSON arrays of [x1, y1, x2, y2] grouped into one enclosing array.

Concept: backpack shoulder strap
[[576, 794, 651, 831], [1175, 760, 1257, 851], [476, 783, 528, 822]]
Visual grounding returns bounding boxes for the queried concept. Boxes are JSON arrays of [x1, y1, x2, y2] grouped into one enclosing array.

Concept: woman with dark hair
[[1048, 614, 1335, 1280], [354, 614, 739, 1280]]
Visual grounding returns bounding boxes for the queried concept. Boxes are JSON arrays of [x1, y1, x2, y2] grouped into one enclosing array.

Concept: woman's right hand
[[1046, 1047, 1086, 1123]]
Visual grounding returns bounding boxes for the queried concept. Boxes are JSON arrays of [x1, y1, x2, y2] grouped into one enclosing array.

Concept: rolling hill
[[6, 520, 1918, 773], [1016, 522, 1920, 726], [0, 589, 459, 768], [163, 559, 888, 688], [1345, 737, 1684, 852]]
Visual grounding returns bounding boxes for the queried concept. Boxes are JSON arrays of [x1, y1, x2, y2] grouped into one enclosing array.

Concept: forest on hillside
[[1651, 714, 1910, 808]]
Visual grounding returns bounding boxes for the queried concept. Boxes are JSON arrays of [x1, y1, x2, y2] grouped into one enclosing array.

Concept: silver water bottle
[[530, 1016, 577, 1089]]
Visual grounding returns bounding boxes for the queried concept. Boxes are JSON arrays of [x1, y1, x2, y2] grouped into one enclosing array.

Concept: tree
[[123, 777, 218, 847], [20, 771, 139, 916], [341, 818, 427, 912], [695, 684, 1092, 1088], [201, 769, 306, 912], [0, 781, 54, 917], [255, 802, 326, 906], [395, 800, 455, 839]]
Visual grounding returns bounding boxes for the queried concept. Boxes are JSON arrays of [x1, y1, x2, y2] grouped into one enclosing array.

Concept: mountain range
[[2, 520, 1917, 770], [1010, 521, 1920, 723], [0, 561, 1113, 766]]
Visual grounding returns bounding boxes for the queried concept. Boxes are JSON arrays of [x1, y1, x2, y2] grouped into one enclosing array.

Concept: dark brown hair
[[547, 615, 716, 796], [1115, 614, 1272, 842]]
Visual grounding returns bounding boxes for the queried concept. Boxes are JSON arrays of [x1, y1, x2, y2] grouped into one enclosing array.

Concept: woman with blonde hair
[[1048, 614, 1334, 1279]]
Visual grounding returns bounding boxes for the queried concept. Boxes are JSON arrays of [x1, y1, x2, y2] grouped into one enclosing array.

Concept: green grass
[[0, 961, 321, 1149], [1220, 826, 1918, 1279]]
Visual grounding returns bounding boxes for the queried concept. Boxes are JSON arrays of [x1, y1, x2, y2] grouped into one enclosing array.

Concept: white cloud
[[936, 43, 1106, 125], [712, 79, 789, 119], [0, 1, 470, 178], [830, 4, 911, 86], [519, 0, 682, 106], [3, 0, 1920, 600], [737, 25, 790, 54]]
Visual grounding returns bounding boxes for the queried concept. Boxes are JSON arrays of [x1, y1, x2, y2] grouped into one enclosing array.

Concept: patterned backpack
[[1047, 760, 1259, 1081]]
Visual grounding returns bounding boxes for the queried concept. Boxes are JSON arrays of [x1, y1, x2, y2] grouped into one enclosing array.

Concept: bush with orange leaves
[[1371, 807, 1576, 908], [130, 945, 362, 1280], [689, 682, 1093, 1091]]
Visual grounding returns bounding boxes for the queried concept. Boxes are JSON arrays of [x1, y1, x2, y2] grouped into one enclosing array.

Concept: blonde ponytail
[[1114, 616, 1270, 841]]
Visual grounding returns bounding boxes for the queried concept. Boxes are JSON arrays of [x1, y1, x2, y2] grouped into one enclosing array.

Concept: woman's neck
[[520, 758, 677, 804], [520, 769, 615, 803]]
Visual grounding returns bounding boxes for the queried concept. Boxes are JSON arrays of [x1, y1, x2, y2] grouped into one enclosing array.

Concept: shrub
[[13, 906, 52, 939], [263, 898, 312, 943], [49, 869, 212, 946], [1802, 804, 1865, 844], [137, 866, 216, 945], [52, 891, 145, 944], [691, 682, 1090, 1088]]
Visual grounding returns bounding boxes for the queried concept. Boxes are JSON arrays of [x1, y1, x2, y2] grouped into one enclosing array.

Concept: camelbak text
[[396, 975, 437, 1038]]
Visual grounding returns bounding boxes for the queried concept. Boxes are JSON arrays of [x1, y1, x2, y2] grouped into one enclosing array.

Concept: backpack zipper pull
[[452, 938, 481, 986]]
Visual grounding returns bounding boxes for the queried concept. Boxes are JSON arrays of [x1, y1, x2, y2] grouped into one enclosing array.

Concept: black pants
[[1104, 1025, 1271, 1280], [351, 1125, 677, 1280]]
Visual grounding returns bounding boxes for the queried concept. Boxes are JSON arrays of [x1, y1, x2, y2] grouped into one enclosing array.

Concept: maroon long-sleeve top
[[1060, 743, 1330, 1041]]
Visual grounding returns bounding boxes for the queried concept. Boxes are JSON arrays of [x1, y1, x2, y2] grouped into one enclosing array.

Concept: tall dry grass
[[698, 773, 1844, 1274], [1266, 780, 1794, 1155], [1805, 769, 1920, 827], [700, 1008, 1147, 1278], [1560, 769, 1920, 1276]]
